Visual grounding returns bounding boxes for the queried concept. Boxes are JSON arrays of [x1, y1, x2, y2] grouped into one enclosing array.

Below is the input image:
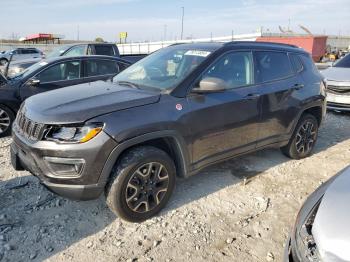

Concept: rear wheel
[[281, 114, 319, 159], [105, 146, 176, 222], [0, 105, 14, 137]]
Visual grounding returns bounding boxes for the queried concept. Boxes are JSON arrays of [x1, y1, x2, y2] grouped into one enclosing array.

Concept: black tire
[[281, 114, 319, 159], [0, 58, 8, 66], [105, 146, 176, 222], [0, 105, 15, 138]]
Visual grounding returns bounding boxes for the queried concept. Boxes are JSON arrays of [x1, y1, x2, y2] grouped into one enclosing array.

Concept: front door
[[20, 60, 82, 100], [186, 51, 261, 168]]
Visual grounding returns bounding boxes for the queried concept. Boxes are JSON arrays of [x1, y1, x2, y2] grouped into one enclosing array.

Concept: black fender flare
[[97, 130, 190, 188]]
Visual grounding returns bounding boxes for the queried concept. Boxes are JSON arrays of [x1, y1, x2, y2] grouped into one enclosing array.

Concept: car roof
[[173, 41, 307, 54], [42, 55, 131, 64]]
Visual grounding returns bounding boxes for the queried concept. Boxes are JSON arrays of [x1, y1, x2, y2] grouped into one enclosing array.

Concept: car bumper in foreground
[[11, 130, 117, 200]]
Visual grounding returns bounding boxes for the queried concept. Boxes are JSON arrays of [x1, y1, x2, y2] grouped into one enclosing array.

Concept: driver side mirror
[[27, 78, 40, 87], [192, 77, 227, 94]]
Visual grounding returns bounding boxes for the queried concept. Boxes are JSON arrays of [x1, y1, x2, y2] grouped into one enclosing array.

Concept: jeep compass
[[11, 42, 326, 222]]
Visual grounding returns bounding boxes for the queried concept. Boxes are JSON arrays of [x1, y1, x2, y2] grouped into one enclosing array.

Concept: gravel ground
[[0, 112, 349, 262]]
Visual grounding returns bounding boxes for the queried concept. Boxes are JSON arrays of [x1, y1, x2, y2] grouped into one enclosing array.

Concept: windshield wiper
[[117, 81, 140, 89]]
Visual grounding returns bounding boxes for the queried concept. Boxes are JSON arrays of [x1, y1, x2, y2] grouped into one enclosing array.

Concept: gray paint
[[313, 167, 350, 261]]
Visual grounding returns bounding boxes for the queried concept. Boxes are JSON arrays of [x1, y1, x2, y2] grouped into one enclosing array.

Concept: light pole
[[181, 7, 184, 40]]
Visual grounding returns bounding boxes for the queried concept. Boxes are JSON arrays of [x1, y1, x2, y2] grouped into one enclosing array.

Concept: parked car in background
[[0, 55, 131, 136], [11, 42, 326, 222], [322, 53, 350, 111], [2, 43, 145, 77], [0, 48, 44, 66], [285, 166, 350, 262], [5, 58, 42, 78]]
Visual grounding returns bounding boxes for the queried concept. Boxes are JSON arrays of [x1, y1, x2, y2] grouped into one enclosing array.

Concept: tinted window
[[94, 45, 115, 56], [290, 53, 303, 73], [22, 49, 38, 54], [255, 51, 293, 83], [37, 61, 81, 82], [201, 51, 253, 89], [334, 54, 350, 68], [84, 59, 119, 77], [64, 45, 86, 56], [298, 54, 319, 74]]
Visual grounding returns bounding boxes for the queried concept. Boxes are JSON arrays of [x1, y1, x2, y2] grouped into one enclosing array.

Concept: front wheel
[[0, 105, 15, 137], [105, 146, 176, 222], [281, 114, 319, 159], [0, 58, 8, 66]]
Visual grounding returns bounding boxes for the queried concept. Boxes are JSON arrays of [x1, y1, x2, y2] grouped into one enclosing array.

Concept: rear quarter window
[[289, 53, 304, 73], [298, 54, 319, 75], [94, 45, 115, 56], [255, 51, 293, 83]]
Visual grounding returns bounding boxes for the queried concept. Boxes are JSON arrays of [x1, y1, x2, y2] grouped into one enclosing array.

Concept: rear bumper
[[11, 129, 117, 200]]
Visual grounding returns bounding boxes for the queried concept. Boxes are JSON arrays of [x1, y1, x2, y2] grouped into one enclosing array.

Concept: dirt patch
[[0, 112, 350, 262]]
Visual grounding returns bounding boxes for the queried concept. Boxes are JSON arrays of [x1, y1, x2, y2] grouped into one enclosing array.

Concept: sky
[[1, 0, 349, 42]]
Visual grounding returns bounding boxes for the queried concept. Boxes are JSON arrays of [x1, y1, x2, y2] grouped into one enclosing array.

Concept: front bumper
[[11, 129, 117, 200], [326, 90, 350, 112]]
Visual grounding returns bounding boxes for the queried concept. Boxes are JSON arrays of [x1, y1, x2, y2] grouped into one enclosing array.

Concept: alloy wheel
[[0, 109, 10, 134], [295, 120, 317, 155], [125, 162, 169, 213]]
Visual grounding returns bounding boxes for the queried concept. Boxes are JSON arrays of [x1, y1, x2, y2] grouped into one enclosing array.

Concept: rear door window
[[255, 51, 293, 83], [94, 45, 115, 56], [84, 59, 119, 77]]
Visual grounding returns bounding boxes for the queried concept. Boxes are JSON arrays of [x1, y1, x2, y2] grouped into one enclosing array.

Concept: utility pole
[[163, 24, 167, 41], [181, 7, 184, 40], [77, 25, 80, 41]]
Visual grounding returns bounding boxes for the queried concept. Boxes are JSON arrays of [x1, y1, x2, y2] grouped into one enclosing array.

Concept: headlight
[[294, 200, 321, 261], [46, 123, 103, 143]]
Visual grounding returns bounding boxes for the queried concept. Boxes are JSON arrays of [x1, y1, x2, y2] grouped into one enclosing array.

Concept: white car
[[321, 53, 350, 111]]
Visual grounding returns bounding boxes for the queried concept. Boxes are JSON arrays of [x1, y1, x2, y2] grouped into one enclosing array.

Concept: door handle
[[292, 84, 304, 90], [244, 93, 260, 100]]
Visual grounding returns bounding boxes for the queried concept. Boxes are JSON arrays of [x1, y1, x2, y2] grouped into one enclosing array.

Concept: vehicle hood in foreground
[[312, 166, 350, 261], [23, 81, 160, 124], [322, 67, 350, 82]]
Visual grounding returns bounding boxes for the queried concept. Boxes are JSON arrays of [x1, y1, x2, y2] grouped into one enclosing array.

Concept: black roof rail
[[224, 41, 299, 49]]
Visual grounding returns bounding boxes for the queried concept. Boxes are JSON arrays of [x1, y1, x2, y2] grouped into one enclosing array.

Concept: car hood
[[322, 67, 350, 82], [312, 166, 350, 261], [23, 81, 160, 124]]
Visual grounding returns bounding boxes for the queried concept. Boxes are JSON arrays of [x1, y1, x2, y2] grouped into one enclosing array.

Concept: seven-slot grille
[[15, 111, 45, 141]]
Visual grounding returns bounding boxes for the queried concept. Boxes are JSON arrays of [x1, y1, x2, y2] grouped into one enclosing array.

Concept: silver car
[[0, 48, 43, 66], [322, 54, 350, 111], [285, 166, 350, 261]]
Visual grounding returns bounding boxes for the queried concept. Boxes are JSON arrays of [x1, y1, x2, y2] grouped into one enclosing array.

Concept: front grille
[[15, 111, 46, 141], [327, 85, 350, 95]]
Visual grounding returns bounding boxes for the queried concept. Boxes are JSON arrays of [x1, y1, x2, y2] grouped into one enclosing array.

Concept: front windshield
[[9, 61, 48, 79], [46, 45, 70, 58], [334, 53, 350, 68], [113, 46, 212, 90]]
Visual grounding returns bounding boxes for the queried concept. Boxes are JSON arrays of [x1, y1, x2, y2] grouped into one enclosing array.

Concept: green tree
[[95, 37, 104, 43]]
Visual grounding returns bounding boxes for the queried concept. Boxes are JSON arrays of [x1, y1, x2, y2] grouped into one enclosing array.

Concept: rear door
[[186, 51, 261, 166], [20, 59, 82, 100], [254, 50, 304, 147]]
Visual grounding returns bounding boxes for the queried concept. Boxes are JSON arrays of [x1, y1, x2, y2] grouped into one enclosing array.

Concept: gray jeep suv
[[11, 42, 326, 222]]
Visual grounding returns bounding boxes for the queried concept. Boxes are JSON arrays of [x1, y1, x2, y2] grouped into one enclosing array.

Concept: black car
[[11, 42, 326, 222], [0, 55, 131, 136]]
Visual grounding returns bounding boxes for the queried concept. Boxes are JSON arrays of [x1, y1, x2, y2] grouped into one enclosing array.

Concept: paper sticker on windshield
[[39, 62, 48, 66], [185, 50, 211, 57]]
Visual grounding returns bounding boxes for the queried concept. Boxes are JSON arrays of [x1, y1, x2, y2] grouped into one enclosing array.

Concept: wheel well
[[303, 106, 322, 126], [119, 137, 186, 178]]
